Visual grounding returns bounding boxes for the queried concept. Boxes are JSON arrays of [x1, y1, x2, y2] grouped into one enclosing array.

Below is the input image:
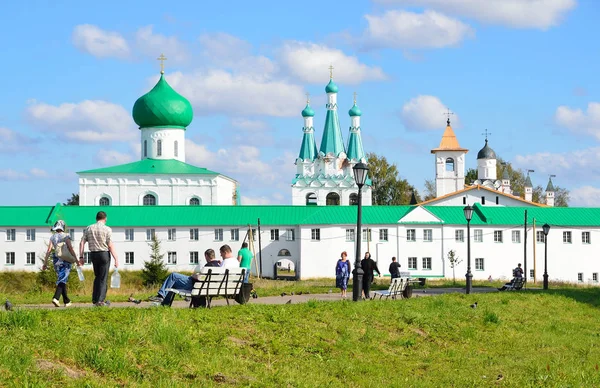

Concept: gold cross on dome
[[306, 92, 310, 103], [157, 53, 167, 74], [329, 64, 334, 79], [353, 92, 358, 104]]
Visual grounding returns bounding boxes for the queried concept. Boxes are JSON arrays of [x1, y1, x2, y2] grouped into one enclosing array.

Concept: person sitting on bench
[[498, 263, 524, 291], [148, 249, 221, 304]]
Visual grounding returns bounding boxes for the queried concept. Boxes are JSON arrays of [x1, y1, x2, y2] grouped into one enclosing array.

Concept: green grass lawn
[[2, 288, 600, 387]]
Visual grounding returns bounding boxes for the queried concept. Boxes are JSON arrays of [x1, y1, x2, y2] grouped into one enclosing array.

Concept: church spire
[[346, 92, 365, 161], [298, 94, 318, 161], [319, 69, 345, 156]]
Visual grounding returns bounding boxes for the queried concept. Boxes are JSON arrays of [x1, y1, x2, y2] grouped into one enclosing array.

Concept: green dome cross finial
[[157, 53, 167, 75], [325, 64, 339, 94], [302, 92, 315, 117], [349, 92, 362, 117]]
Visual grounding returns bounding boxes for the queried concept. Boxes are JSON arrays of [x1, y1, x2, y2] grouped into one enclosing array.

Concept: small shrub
[[141, 236, 169, 287], [484, 311, 500, 324]]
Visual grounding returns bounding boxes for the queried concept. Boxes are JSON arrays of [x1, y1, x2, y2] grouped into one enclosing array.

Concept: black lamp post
[[542, 223, 550, 290], [463, 205, 473, 294], [352, 162, 369, 302]]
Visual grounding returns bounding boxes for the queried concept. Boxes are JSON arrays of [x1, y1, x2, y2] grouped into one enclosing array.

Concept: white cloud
[[373, 0, 576, 29], [165, 70, 306, 117], [400, 95, 459, 131], [554, 102, 600, 139], [0, 169, 28, 180], [570, 186, 600, 207], [515, 147, 600, 182], [0, 127, 36, 151], [279, 41, 387, 84], [95, 150, 135, 166], [135, 25, 189, 64], [363, 10, 474, 49], [26, 100, 136, 142], [72, 24, 130, 58], [29, 168, 49, 178], [199, 33, 276, 75]]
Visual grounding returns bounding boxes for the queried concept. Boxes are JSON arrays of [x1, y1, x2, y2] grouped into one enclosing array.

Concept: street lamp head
[[542, 223, 551, 236], [353, 162, 369, 188], [463, 205, 473, 222]]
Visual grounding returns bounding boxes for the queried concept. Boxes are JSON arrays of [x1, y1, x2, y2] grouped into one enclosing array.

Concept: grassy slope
[[1, 289, 600, 387]]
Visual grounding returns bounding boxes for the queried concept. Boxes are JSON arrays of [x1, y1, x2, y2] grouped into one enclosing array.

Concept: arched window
[[157, 140, 162, 156], [349, 193, 358, 205], [174, 141, 178, 157], [99, 197, 110, 206], [326, 192, 340, 206], [143, 194, 156, 206], [189, 197, 200, 206], [445, 157, 455, 172], [143, 140, 147, 157], [278, 249, 291, 257], [306, 193, 317, 206]]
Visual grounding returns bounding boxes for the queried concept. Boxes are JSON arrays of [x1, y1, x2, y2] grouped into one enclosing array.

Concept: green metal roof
[[77, 158, 220, 175], [319, 109, 346, 156], [298, 130, 318, 161], [3, 204, 600, 228], [132, 74, 193, 129], [346, 130, 365, 161]]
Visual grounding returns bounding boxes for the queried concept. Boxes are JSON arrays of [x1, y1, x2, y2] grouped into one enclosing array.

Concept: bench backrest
[[387, 277, 408, 294], [191, 267, 246, 297]]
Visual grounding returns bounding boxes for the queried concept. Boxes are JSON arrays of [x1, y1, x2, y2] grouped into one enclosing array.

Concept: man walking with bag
[[79, 211, 119, 306]]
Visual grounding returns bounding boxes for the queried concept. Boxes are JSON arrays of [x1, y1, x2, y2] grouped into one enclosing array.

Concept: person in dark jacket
[[389, 256, 401, 281], [361, 252, 380, 299]]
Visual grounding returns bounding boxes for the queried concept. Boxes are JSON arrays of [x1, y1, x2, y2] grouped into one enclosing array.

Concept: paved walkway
[[17, 287, 498, 310]]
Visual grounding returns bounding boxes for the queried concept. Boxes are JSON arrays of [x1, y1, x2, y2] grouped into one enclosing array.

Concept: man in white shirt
[[220, 245, 238, 268]]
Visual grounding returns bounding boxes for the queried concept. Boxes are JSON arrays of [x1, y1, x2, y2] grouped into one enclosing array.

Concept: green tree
[[63, 193, 79, 206], [465, 168, 478, 186], [423, 179, 436, 201], [141, 235, 169, 287], [367, 153, 420, 205], [446, 250, 462, 286]]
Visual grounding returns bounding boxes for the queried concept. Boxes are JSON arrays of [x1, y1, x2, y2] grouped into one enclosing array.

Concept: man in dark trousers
[[389, 257, 401, 281], [361, 252, 380, 299]]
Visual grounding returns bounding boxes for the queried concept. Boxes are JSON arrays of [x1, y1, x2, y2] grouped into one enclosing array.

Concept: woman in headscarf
[[43, 220, 79, 307]]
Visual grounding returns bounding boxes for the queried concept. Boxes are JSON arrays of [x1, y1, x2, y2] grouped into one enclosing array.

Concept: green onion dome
[[132, 74, 193, 129], [348, 103, 362, 117], [325, 79, 338, 94], [302, 103, 315, 117]]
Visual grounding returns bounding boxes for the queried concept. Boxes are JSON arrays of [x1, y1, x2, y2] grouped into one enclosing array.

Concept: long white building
[[2, 203, 599, 284]]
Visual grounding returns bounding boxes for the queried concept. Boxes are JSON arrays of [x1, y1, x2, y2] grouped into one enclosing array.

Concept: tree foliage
[[446, 250, 463, 285], [141, 235, 169, 287], [63, 193, 79, 206], [367, 153, 421, 205], [423, 180, 436, 201]]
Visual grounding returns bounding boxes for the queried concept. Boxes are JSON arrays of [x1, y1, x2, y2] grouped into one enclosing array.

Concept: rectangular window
[[26, 229, 36, 241], [455, 230, 464, 242], [475, 258, 484, 271], [189, 251, 199, 265], [536, 231, 545, 243], [146, 229, 155, 241], [407, 229, 416, 242], [345, 228, 355, 242], [578, 272, 583, 283], [311, 228, 320, 241], [83, 252, 92, 265], [270, 229, 280, 241], [593, 273, 598, 282], [26, 252, 35, 265], [125, 252, 134, 265], [474, 229, 483, 243], [362, 228, 372, 242], [582, 232, 591, 244], [230, 228, 239, 241], [494, 230, 503, 243], [422, 257, 432, 270], [563, 231, 572, 244], [529, 269, 534, 279], [423, 229, 432, 242], [168, 252, 177, 265], [481, 196, 486, 205], [5, 252, 15, 265], [379, 229, 388, 242], [125, 228, 134, 241], [286, 229, 295, 241], [6, 229, 15, 241], [214, 228, 223, 241], [408, 257, 417, 270], [512, 231, 521, 243], [168, 228, 176, 241], [189, 228, 199, 241], [69, 229, 75, 241]]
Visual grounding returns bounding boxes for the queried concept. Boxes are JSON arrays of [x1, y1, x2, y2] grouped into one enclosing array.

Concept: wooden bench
[[504, 277, 525, 291], [162, 267, 246, 308], [372, 272, 419, 300]]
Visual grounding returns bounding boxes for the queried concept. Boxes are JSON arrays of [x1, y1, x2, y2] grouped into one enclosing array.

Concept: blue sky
[[1, 0, 599, 206]]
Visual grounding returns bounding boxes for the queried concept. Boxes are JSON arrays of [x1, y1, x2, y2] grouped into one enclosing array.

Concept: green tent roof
[[77, 159, 220, 175]]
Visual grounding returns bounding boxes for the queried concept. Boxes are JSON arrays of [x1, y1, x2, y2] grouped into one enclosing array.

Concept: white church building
[[1, 66, 598, 285]]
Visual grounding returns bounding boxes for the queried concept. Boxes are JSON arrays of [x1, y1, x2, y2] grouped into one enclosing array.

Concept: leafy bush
[[141, 236, 169, 287]]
